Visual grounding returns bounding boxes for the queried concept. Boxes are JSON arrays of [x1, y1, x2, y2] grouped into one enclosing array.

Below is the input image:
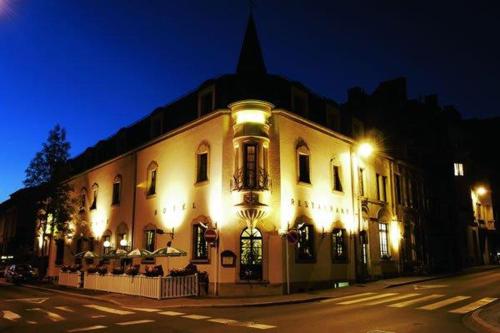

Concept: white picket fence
[[83, 273, 199, 299], [58, 271, 81, 288]]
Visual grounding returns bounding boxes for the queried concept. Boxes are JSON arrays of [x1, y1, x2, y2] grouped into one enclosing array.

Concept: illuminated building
[[26, 15, 493, 295]]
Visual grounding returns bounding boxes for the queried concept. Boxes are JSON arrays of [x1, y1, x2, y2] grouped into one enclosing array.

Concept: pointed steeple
[[236, 14, 267, 75]]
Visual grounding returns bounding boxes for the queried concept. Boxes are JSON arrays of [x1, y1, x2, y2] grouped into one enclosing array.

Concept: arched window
[[295, 216, 315, 261], [90, 183, 98, 210], [296, 140, 311, 184], [196, 142, 209, 183], [116, 222, 129, 249], [112, 175, 122, 205], [146, 162, 158, 196], [143, 223, 156, 253], [192, 216, 210, 261], [240, 227, 263, 280]]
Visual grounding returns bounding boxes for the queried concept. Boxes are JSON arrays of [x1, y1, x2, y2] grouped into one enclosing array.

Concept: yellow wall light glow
[[91, 210, 107, 239], [476, 186, 487, 196], [357, 142, 374, 158], [390, 221, 402, 252]]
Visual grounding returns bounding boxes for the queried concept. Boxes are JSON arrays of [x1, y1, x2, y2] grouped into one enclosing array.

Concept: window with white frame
[[454, 162, 464, 176]]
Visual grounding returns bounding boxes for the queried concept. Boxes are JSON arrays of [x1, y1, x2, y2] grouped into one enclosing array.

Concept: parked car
[[4, 264, 39, 283]]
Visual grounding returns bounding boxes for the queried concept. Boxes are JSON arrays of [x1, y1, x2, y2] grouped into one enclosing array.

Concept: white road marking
[[418, 296, 471, 310], [116, 319, 155, 326], [159, 311, 186, 316], [6, 297, 48, 304], [27, 321, 37, 324], [91, 315, 106, 318], [449, 297, 499, 314], [243, 322, 277, 330], [2, 310, 21, 321], [389, 294, 444, 308], [208, 318, 239, 325], [84, 304, 134, 315], [338, 293, 398, 305], [182, 314, 211, 320], [413, 284, 448, 290], [364, 293, 421, 305], [67, 325, 107, 332], [55, 306, 74, 313], [26, 308, 65, 322], [320, 292, 376, 303], [124, 307, 160, 312]]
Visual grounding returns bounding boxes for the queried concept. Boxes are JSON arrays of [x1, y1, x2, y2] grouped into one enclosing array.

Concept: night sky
[[1, 0, 499, 201]]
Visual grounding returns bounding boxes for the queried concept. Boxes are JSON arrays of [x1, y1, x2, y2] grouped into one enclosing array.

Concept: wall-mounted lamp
[[476, 186, 487, 196], [119, 239, 128, 247], [103, 240, 111, 248], [357, 142, 375, 158]]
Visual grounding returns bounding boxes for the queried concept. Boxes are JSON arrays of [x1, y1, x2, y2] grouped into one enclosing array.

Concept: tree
[[24, 125, 75, 274]]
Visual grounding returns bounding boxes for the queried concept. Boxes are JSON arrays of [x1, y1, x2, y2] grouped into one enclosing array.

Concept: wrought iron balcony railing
[[230, 167, 270, 192]]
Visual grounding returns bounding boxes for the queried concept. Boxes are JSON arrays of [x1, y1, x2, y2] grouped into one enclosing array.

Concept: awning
[[126, 248, 153, 258], [102, 248, 128, 259], [74, 251, 99, 259], [152, 246, 187, 257]]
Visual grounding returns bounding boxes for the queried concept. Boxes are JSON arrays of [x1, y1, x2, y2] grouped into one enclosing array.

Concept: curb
[[21, 283, 330, 309], [383, 274, 452, 288], [466, 307, 500, 333]]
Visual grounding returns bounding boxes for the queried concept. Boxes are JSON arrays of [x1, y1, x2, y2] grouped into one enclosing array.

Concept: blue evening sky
[[1, 0, 499, 201]]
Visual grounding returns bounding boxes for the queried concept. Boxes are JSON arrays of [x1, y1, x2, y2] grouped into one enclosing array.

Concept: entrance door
[[240, 227, 263, 280]]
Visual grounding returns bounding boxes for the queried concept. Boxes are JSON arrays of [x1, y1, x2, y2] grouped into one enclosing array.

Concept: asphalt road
[[1, 269, 499, 333]]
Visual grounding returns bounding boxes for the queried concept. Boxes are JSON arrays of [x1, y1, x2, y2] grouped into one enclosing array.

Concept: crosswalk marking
[[449, 297, 498, 314], [116, 319, 155, 326], [418, 296, 471, 310], [320, 292, 376, 303], [183, 314, 211, 320], [2, 310, 21, 321], [83, 305, 134, 315], [159, 311, 186, 316], [67, 325, 107, 332], [55, 306, 74, 313], [364, 293, 421, 305], [337, 293, 398, 305], [208, 318, 239, 325], [125, 307, 160, 312], [26, 308, 65, 322], [243, 323, 277, 330], [389, 294, 444, 308]]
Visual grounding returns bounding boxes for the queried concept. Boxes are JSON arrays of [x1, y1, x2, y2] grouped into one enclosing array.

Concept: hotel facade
[[31, 16, 494, 296]]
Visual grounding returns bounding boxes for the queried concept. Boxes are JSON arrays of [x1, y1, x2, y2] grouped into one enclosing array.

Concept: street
[[1, 269, 499, 333]]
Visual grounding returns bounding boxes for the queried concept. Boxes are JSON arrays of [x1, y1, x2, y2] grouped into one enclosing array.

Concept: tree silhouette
[[24, 125, 75, 275]]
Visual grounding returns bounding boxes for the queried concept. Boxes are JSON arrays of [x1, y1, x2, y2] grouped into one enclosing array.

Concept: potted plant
[[97, 265, 108, 275], [112, 267, 124, 275], [125, 264, 140, 276], [87, 265, 97, 274]]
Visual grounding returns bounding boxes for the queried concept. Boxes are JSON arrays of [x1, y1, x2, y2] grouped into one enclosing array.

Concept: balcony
[[230, 167, 270, 192]]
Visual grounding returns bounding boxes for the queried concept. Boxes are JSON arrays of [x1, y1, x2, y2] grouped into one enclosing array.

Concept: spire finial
[[236, 12, 267, 75]]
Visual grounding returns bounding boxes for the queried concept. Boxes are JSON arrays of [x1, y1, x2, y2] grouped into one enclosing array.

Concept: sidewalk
[[22, 265, 499, 310]]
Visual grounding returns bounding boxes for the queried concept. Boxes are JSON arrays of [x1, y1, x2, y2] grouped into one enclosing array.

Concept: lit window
[[240, 227, 263, 280], [112, 175, 121, 205], [332, 228, 347, 262], [454, 163, 464, 176], [192, 224, 208, 261], [333, 165, 343, 192], [379, 223, 390, 258], [297, 223, 315, 261], [244, 143, 258, 188]]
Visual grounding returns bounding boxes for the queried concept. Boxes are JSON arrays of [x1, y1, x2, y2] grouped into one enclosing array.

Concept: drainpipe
[[349, 146, 359, 282]]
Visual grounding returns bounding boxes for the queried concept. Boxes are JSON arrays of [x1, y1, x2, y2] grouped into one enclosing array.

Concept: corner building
[[43, 16, 428, 296]]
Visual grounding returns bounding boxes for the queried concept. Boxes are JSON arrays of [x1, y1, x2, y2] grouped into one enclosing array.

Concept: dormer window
[[198, 86, 215, 117], [291, 87, 309, 117]]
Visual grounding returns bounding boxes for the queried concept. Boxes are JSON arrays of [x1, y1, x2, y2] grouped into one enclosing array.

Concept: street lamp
[[357, 142, 375, 158], [120, 239, 128, 247], [476, 186, 487, 196]]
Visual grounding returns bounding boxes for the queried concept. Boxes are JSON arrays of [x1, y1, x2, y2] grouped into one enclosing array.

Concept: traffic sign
[[204, 228, 218, 244], [286, 230, 299, 244]]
